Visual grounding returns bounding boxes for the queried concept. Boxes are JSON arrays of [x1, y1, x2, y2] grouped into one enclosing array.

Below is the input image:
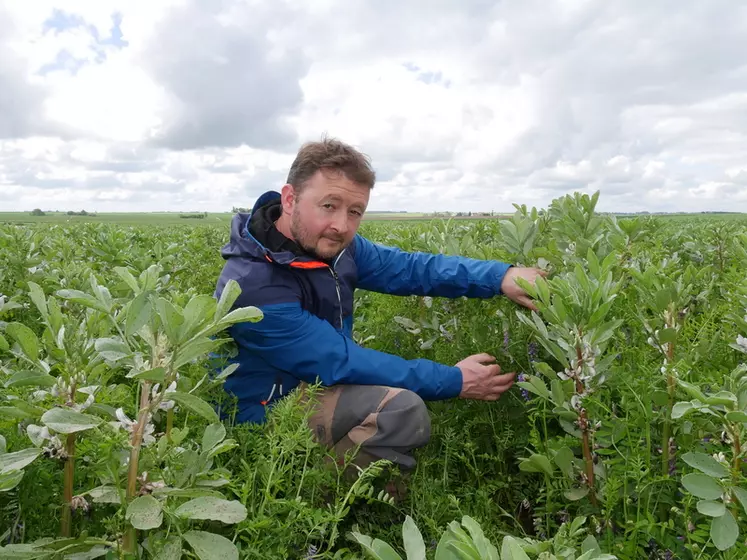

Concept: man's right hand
[[456, 353, 516, 401]]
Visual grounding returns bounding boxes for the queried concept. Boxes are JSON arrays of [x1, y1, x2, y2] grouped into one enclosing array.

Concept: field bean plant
[[1, 192, 746, 560]]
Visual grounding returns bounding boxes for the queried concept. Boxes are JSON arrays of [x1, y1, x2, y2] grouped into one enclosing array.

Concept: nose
[[330, 211, 349, 235]]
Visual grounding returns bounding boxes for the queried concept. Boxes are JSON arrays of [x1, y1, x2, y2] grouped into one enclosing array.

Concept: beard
[[290, 208, 347, 261]]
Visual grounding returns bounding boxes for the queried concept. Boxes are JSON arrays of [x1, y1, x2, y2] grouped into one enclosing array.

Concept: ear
[[279, 184, 297, 214]]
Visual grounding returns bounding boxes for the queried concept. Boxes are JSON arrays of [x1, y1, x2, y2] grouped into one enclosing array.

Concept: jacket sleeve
[[229, 301, 463, 400], [352, 234, 513, 298]]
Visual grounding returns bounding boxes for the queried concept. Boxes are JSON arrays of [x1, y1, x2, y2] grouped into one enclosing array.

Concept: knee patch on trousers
[[364, 389, 431, 452]]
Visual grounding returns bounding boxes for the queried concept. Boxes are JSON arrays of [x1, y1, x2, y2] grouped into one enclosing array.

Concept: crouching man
[[214, 136, 545, 475]]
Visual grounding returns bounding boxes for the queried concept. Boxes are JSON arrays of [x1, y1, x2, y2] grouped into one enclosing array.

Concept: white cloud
[[1, 0, 747, 213]]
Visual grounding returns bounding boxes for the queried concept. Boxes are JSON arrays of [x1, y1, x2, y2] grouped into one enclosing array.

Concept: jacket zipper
[[331, 250, 345, 330]]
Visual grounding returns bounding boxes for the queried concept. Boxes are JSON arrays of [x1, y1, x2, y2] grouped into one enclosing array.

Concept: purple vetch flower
[[503, 329, 510, 352], [528, 341, 538, 362], [305, 545, 318, 559], [517, 373, 530, 401]]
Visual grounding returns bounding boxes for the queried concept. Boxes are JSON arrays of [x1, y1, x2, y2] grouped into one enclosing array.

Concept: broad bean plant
[[1, 195, 747, 559]]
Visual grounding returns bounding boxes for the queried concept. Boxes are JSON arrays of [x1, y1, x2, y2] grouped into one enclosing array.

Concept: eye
[[322, 203, 335, 210], [350, 210, 362, 217]]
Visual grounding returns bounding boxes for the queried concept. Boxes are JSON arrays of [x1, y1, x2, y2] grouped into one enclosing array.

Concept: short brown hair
[[286, 136, 376, 191]]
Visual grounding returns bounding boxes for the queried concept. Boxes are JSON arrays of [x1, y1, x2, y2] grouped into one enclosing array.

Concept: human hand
[[456, 353, 516, 401], [501, 266, 549, 312]]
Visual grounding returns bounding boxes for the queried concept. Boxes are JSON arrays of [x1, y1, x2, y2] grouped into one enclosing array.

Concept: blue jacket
[[214, 191, 513, 423]]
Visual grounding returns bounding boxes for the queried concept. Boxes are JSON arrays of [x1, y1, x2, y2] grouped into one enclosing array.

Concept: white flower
[[73, 393, 95, 412], [113, 408, 156, 446], [736, 335, 747, 352]]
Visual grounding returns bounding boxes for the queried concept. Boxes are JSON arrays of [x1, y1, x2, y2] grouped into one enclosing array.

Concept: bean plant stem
[[575, 342, 598, 507], [123, 381, 152, 554], [660, 335, 676, 481], [61, 433, 76, 537]]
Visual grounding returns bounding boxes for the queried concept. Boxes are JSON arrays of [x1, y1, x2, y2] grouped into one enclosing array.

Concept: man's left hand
[[501, 266, 548, 312]]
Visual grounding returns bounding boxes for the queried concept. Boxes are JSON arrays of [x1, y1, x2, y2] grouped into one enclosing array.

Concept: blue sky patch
[[38, 9, 128, 76]]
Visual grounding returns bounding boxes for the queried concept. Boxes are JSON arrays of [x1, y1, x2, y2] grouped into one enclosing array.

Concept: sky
[[1, 0, 746, 214]]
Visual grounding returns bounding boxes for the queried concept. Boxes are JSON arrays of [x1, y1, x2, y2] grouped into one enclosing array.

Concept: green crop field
[[1, 192, 747, 559]]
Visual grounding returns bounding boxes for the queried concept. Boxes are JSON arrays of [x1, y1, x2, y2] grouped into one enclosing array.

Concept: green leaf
[[655, 288, 672, 312], [658, 328, 677, 344], [551, 379, 566, 407], [215, 363, 239, 381], [681, 473, 723, 500], [41, 408, 102, 434], [183, 530, 239, 560], [676, 379, 708, 402], [181, 295, 217, 339], [125, 291, 152, 339], [6, 322, 40, 362], [0, 448, 42, 474], [174, 497, 247, 524], [533, 362, 555, 380], [153, 536, 182, 560], [215, 279, 242, 321], [27, 282, 48, 321], [553, 446, 575, 479], [206, 440, 238, 459], [173, 337, 220, 369], [401, 516, 426, 560], [0, 334, 8, 353], [461, 516, 499, 560], [705, 391, 738, 407], [732, 487, 747, 516], [0, 434, 5, 454], [711, 510, 739, 551], [126, 495, 163, 530], [0, 406, 33, 420], [652, 390, 670, 407], [682, 452, 729, 479], [500, 535, 531, 560], [697, 499, 726, 517], [202, 423, 226, 451], [0, 470, 24, 492], [4, 370, 56, 389], [152, 487, 225, 499], [672, 401, 694, 419], [56, 289, 110, 313], [114, 267, 140, 293], [216, 305, 263, 328], [164, 391, 218, 423], [725, 410, 747, 423], [126, 367, 166, 382], [564, 486, 590, 501], [94, 337, 131, 362], [519, 453, 554, 476], [156, 297, 184, 344], [581, 535, 602, 555], [517, 376, 551, 400]]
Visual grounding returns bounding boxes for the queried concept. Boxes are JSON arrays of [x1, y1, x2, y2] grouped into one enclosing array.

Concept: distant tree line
[[179, 212, 208, 219]]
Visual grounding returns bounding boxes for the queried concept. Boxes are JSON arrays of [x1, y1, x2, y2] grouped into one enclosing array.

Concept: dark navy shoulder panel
[[217, 257, 303, 310]]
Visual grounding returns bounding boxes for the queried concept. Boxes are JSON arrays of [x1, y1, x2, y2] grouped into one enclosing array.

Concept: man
[[214, 137, 546, 473]]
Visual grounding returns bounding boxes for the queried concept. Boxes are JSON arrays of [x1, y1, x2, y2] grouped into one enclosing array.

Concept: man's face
[[286, 170, 370, 261]]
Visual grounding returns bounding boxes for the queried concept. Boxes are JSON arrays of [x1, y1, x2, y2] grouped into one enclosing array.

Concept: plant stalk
[[123, 382, 152, 554], [166, 408, 174, 442], [61, 433, 76, 537], [660, 329, 676, 480], [575, 341, 598, 507]]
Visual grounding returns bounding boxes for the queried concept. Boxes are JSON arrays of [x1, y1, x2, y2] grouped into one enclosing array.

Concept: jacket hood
[[220, 190, 327, 266]]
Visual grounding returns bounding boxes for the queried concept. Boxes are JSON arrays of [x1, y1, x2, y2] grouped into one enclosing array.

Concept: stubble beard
[[290, 208, 344, 262]]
